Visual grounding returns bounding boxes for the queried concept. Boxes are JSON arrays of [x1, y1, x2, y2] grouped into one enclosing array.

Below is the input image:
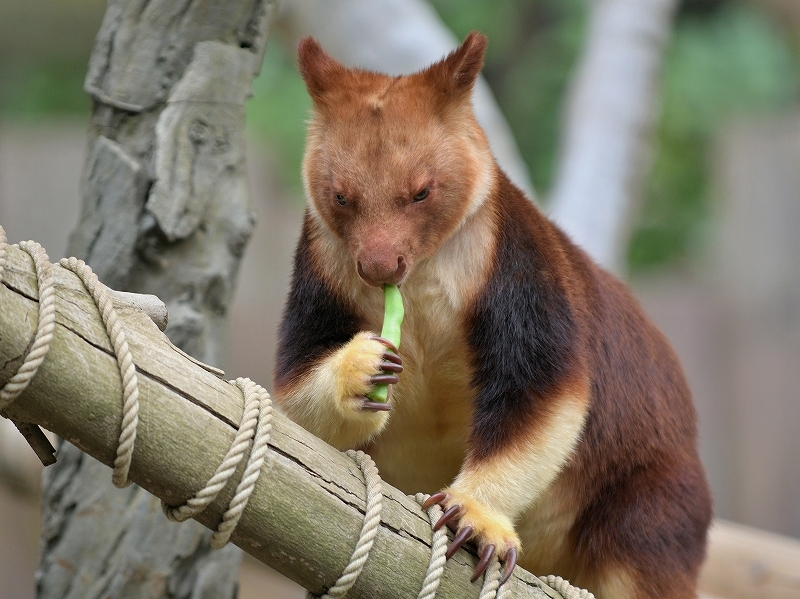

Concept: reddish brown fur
[[275, 33, 712, 599]]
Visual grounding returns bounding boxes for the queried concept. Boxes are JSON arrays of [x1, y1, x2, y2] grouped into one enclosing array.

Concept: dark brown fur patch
[[466, 172, 584, 459], [274, 212, 362, 393]]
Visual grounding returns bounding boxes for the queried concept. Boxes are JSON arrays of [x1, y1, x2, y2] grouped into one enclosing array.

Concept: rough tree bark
[[548, 0, 680, 273], [36, 1, 277, 598]]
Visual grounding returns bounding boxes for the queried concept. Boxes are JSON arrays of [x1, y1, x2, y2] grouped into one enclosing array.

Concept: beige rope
[[162, 377, 273, 549], [308, 449, 383, 599], [414, 493, 449, 599], [0, 239, 57, 411], [211, 377, 273, 548], [60, 257, 139, 488], [539, 576, 595, 599], [478, 557, 502, 599]]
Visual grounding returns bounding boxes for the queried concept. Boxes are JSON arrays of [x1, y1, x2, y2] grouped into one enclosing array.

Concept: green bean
[[367, 284, 404, 402]]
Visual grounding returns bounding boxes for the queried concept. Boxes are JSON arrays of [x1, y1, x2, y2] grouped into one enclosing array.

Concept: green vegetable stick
[[367, 283, 404, 402]]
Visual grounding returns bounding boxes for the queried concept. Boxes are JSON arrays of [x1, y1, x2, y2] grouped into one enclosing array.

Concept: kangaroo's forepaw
[[423, 490, 520, 585], [331, 332, 402, 416]]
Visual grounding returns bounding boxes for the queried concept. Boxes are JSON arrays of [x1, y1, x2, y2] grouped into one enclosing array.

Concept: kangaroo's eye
[[335, 194, 348, 206], [413, 187, 429, 202]]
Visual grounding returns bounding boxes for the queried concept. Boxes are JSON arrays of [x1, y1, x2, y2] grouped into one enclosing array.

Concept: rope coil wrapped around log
[[0, 225, 595, 599]]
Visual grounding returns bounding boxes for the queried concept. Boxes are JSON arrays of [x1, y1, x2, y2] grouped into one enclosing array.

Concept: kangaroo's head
[[298, 32, 494, 287]]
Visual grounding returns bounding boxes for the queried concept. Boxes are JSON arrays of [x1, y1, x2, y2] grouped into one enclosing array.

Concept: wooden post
[[0, 243, 556, 599]]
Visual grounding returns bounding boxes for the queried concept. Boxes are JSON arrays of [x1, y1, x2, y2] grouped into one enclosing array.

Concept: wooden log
[[699, 519, 800, 599], [0, 242, 554, 599]]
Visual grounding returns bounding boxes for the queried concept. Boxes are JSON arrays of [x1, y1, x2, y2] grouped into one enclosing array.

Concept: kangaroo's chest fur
[[365, 274, 475, 493], [363, 207, 497, 493]]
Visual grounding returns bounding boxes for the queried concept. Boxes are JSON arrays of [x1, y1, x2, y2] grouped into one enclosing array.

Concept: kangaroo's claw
[[379, 360, 403, 373], [370, 335, 398, 353], [434, 505, 461, 531], [382, 350, 402, 366], [422, 492, 448, 510], [471, 544, 495, 582], [359, 399, 393, 412], [499, 546, 517, 585], [446, 525, 473, 559], [369, 373, 399, 385]]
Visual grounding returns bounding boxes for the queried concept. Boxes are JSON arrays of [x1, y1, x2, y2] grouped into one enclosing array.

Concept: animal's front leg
[[274, 222, 404, 449], [425, 390, 589, 583], [275, 332, 402, 450]]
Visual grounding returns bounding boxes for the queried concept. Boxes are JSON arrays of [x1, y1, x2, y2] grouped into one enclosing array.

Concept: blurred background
[[1, 0, 799, 597]]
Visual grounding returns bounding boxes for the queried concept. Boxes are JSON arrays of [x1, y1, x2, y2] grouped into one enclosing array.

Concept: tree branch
[[0, 242, 557, 599]]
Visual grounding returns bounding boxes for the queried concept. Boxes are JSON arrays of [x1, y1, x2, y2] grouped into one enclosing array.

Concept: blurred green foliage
[[247, 43, 312, 193], [1, 0, 798, 272], [0, 63, 91, 117], [630, 3, 800, 271], [0, 0, 105, 118]]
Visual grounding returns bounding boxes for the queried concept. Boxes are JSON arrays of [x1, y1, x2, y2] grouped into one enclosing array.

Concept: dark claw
[[421, 492, 447, 510], [379, 360, 403, 373], [433, 505, 461, 532], [370, 373, 399, 385], [499, 546, 517, 585], [471, 544, 495, 582], [446, 525, 473, 560], [360, 400, 393, 412], [383, 350, 402, 365], [371, 335, 398, 353]]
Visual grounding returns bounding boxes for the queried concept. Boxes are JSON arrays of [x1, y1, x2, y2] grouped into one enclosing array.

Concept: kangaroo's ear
[[422, 31, 487, 103], [297, 37, 345, 105]]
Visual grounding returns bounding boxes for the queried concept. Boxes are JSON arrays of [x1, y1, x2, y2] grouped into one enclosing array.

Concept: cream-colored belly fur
[[365, 260, 477, 494]]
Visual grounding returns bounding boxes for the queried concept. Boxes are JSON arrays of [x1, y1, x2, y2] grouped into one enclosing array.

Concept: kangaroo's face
[[298, 35, 492, 287]]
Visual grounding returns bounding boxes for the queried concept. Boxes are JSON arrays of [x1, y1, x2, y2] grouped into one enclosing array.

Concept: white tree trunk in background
[[548, 0, 680, 273], [275, 0, 536, 200]]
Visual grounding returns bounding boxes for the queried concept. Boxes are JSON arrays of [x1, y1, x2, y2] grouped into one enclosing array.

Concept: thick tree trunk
[[36, 1, 277, 598], [548, 0, 680, 273]]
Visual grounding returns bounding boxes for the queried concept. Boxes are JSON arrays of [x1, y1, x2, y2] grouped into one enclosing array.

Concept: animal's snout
[[357, 255, 407, 287]]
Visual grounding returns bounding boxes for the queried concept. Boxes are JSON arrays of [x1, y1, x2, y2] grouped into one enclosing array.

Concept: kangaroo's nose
[[357, 255, 407, 287]]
